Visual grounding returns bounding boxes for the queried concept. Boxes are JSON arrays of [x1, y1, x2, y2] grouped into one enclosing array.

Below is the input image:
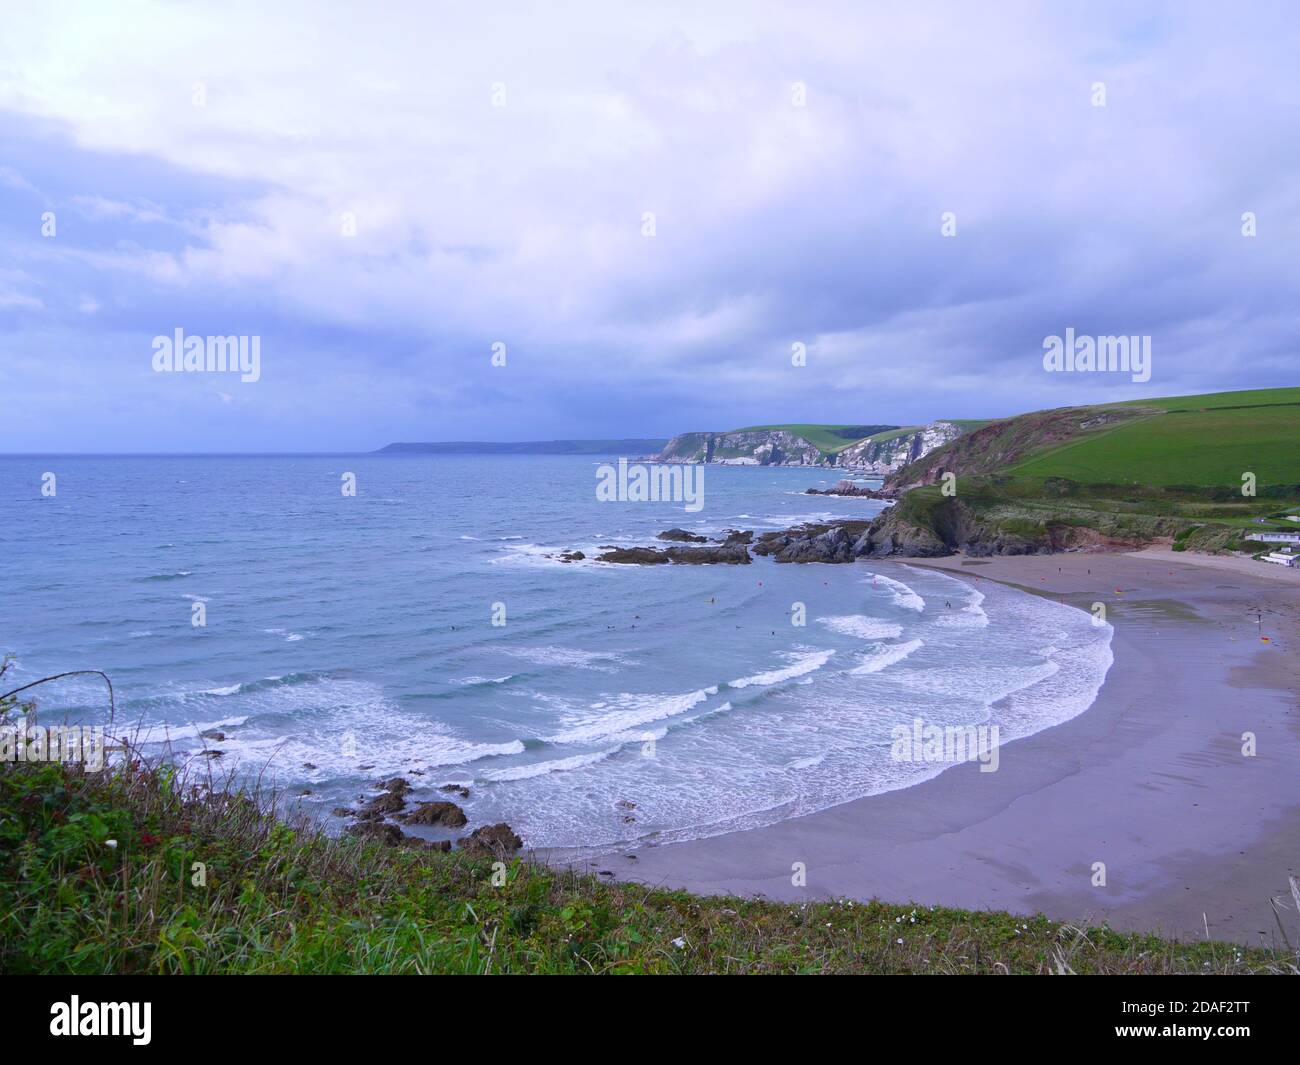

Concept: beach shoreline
[[568, 550, 1300, 946]]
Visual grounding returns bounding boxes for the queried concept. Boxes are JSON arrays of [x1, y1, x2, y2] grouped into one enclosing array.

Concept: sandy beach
[[579, 550, 1300, 947]]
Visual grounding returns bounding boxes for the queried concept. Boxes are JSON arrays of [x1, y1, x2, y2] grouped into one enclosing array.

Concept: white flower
[[105, 839, 118, 849], [671, 936, 686, 949]]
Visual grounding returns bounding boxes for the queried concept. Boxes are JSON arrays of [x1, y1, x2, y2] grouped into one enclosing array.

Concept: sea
[[0, 454, 1113, 852]]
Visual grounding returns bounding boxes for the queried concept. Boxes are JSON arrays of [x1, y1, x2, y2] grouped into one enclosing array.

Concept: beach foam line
[[728, 648, 835, 689], [863, 573, 925, 611], [904, 565, 989, 627], [848, 638, 924, 675]]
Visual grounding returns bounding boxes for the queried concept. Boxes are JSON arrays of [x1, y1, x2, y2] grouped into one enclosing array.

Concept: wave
[[481, 747, 619, 782], [543, 687, 715, 744], [864, 573, 925, 611], [196, 671, 325, 697], [728, 649, 834, 689], [904, 565, 989, 628], [137, 571, 192, 582], [848, 638, 924, 675]]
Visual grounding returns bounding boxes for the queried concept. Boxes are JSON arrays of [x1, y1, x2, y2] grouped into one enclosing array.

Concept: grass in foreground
[[2, 758, 1295, 974]]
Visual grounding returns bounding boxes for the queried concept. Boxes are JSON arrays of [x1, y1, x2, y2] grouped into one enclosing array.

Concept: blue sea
[[1, 455, 1113, 851]]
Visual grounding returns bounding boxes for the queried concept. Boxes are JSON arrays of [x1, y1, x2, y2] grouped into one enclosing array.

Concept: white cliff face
[[837, 422, 963, 474], [655, 422, 965, 469], [656, 429, 825, 465]]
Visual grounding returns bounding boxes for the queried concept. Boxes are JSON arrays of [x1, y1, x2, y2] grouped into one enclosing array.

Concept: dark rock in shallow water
[[357, 791, 406, 817], [440, 783, 471, 799], [558, 550, 585, 562], [754, 521, 874, 563], [805, 479, 887, 498], [457, 823, 523, 857], [657, 528, 708, 543], [347, 821, 403, 846], [716, 529, 754, 545], [377, 777, 412, 795], [596, 546, 671, 564], [596, 543, 751, 565], [401, 801, 468, 827]]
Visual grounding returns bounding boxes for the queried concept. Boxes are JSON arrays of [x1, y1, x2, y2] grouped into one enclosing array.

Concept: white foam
[[502, 645, 632, 672], [482, 747, 618, 782], [544, 687, 714, 744], [849, 638, 924, 675], [729, 648, 835, 689], [864, 573, 925, 611], [817, 615, 904, 640]]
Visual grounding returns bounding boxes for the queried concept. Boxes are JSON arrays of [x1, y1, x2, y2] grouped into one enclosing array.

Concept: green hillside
[[1009, 401, 1300, 488], [885, 387, 1300, 556]]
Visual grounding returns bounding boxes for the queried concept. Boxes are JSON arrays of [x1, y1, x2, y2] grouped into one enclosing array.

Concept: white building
[[1255, 532, 1300, 543], [1262, 552, 1298, 567]]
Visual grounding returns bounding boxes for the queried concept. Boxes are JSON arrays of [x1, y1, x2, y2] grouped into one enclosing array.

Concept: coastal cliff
[[654, 422, 969, 470]]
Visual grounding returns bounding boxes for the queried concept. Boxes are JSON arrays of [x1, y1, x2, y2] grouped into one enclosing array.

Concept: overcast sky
[[2, 1, 1297, 451]]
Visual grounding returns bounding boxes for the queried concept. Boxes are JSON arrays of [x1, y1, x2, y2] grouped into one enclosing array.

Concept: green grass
[[3, 755, 1294, 975], [1008, 405, 1300, 489], [1112, 386, 1300, 412]]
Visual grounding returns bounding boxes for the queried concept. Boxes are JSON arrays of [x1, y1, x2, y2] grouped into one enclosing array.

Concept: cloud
[[0, 0, 1297, 450]]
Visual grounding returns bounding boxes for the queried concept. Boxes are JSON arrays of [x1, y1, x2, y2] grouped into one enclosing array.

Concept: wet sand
[[582, 551, 1300, 946]]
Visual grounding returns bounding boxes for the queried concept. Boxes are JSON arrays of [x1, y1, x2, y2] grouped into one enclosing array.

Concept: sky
[[1, 0, 1298, 452]]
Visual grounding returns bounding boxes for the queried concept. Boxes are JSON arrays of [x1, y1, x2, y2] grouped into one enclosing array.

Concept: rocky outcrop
[[401, 801, 468, 827], [851, 506, 952, 558], [753, 521, 874, 563], [716, 529, 753, 545], [596, 543, 752, 565], [457, 823, 524, 857], [347, 820, 404, 845], [805, 479, 892, 498], [657, 528, 708, 542]]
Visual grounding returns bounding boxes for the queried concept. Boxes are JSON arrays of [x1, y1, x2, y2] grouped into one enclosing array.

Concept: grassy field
[[1114, 386, 1300, 412], [1009, 403, 1300, 489], [2, 753, 1293, 975]]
